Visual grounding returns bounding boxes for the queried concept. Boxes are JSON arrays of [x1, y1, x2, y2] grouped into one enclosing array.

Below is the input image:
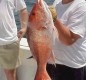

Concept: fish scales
[[26, 0, 57, 80]]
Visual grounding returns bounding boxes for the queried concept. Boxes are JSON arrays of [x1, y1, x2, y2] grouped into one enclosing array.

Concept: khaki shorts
[[0, 41, 21, 69]]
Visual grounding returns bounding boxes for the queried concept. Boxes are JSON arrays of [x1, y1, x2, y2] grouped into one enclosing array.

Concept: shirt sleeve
[[14, 0, 26, 12], [67, 4, 86, 38]]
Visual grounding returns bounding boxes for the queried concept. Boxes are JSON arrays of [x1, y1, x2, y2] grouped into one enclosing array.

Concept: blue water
[[15, 0, 55, 30]]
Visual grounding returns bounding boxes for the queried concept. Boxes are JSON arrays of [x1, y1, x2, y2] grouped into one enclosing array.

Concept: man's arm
[[17, 8, 28, 41], [54, 19, 81, 45], [49, 5, 82, 46]]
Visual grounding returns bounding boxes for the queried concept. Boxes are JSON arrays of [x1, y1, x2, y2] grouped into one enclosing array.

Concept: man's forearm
[[19, 8, 28, 30], [54, 19, 80, 45], [18, 8, 28, 40]]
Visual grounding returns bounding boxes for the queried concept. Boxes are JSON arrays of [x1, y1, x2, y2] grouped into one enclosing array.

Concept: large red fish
[[26, 0, 57, 80]]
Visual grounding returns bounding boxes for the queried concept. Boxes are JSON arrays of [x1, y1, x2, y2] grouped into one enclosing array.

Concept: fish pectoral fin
[[27, 55, 33, 59], [36, 26, 47, 30], [42, 26, 47, 29]]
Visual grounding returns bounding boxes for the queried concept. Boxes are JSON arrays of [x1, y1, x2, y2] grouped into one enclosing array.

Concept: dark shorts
[[46, 64, 86, 80]]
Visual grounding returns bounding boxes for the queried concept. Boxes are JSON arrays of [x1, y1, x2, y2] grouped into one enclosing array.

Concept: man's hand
[[17, 27, 27, 41], [49, 5, 57, 21]]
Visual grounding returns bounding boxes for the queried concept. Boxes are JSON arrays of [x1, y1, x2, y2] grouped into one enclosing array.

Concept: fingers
[[49, 5, 57, 20], [17, 28, 26, 41]]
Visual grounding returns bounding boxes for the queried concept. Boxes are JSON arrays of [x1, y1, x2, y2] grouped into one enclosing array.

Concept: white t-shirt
[[0, 0, 26, 45], [50, 0, 86, 68]]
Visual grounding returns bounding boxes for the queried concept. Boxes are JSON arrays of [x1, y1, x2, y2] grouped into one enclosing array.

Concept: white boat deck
[[0, 38, 37, 80]]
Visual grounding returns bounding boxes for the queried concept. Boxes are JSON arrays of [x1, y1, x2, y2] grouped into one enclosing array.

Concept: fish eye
[[32, 13, 35, 15]]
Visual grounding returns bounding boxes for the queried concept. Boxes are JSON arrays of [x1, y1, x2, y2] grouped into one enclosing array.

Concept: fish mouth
[[37, 0, 40, 3], [36, 0, 44, 10], [36, 0, 42, 4]]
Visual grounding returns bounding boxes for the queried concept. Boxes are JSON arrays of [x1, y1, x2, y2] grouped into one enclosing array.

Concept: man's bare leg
[[4, 69, 16, 80]]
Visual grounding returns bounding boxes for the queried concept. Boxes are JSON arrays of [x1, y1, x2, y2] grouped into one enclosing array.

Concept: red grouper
[[26, 0, 58, 80]]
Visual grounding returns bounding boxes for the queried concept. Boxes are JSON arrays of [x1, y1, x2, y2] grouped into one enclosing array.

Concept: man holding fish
[[46, 0, 86, 80], [0, 0, 28, 80]]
